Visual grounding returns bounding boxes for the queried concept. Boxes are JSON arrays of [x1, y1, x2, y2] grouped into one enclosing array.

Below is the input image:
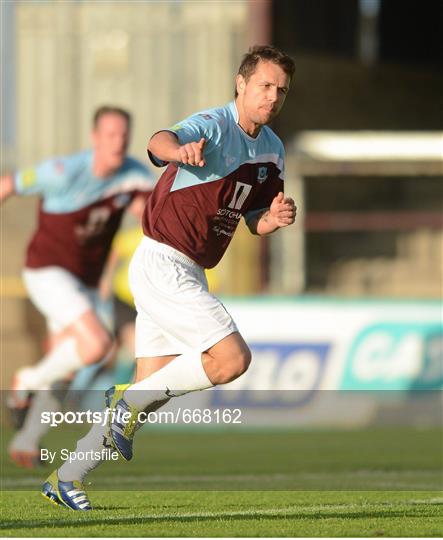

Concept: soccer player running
[[42, 45, 296, 510], [0, 106, 155, 468]]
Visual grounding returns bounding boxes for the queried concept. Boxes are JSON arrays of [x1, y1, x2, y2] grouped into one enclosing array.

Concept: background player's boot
[[105, 384, 140, 461], [41, 469, 92, 510], [9, 447, 42, 469]]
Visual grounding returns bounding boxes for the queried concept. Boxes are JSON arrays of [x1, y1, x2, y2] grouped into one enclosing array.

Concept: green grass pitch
[[1, 427, 442, 537]]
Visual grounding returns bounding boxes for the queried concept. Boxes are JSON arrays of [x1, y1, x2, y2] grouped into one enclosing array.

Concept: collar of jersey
[[87, 149, 127, 181], [228, 101, 263, 143]]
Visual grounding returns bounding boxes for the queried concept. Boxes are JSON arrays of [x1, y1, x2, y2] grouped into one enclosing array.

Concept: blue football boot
[[41, 469, 92, 510]]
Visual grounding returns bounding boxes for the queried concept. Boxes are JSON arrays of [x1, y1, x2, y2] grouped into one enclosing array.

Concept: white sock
[[9, 385, 68, 452], [58, 412, 111, 482], [124, 350, 213, 410], [19, 337, 83, 391]]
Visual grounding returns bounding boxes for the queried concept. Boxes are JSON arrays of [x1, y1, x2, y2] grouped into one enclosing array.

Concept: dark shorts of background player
[[113, 295, 136, 338]]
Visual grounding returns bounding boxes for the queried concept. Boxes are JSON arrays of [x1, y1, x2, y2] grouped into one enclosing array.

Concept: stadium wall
[[15, 1, 247, 167]]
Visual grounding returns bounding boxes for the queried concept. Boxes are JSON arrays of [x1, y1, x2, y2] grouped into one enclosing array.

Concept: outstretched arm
[[247, 192, 296, 235], [0, 174, 16, 204], [148, 131, 206, 167]]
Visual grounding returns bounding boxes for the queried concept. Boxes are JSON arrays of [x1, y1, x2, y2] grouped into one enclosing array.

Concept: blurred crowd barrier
[[161, 297, 442, 428], [3, 296, 440, 426]]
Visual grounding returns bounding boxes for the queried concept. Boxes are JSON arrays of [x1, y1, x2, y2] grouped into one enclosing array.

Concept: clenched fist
[[269, 192, 296, 227]]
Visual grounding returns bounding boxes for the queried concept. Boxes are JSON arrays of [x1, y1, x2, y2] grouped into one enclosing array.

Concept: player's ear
[[236, 74, 246, 96]]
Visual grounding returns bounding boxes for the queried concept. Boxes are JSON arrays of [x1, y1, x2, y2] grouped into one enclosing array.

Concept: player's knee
[[232, 347, 251, 380], [80, 332, 113, 364], [218, 347, 251, 384], [93, 332, 113, 361]]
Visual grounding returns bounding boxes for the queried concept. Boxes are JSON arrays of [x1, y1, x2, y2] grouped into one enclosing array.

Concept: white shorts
[[129, 236, 238, 357], [23, 267, 112, 334]]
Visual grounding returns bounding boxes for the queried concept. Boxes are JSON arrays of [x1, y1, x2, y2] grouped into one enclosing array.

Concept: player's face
[[92, 113, 130, 172], [236, 61, 290, 133]]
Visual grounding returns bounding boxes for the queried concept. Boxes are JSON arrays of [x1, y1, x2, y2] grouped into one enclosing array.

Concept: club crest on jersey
[[22, 168, 37, 188], [257, 167, 268, 183], [113, 193, 131, 208], [225, 155, 236, 167]]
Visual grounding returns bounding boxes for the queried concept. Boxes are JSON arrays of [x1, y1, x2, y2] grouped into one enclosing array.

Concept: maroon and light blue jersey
[[14, 150, 155, 286], [145, 101, 285, 268]]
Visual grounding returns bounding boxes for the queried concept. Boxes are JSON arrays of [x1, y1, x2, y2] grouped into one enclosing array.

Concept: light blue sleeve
[[14, 156, 69, 196], [148, 111, 223, 167], [168, 112, 222, 153]]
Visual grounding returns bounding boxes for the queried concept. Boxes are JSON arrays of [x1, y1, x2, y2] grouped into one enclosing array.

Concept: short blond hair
[[93, 106, 131, 128]]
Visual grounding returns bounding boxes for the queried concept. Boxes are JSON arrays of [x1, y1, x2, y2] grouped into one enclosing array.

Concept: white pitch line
[[1, 470, 440, 489], [3, 500, 442, 530], [1, 473, 288, 488], [407, 498, 443, 505], [0, 505, 363, 529]]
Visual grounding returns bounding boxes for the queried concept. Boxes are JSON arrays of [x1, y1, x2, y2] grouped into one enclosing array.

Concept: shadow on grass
[[0, 508, 439, 532]]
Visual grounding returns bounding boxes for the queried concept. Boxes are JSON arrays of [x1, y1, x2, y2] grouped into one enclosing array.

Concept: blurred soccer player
[[0, 106, 155, 468], [42, 45, 296, 510]]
